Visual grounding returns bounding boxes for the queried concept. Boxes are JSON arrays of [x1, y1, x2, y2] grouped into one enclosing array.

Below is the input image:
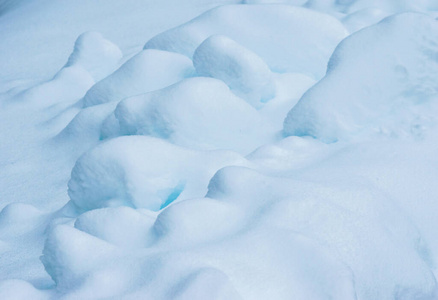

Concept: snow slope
[[1, 1, 438, 299]]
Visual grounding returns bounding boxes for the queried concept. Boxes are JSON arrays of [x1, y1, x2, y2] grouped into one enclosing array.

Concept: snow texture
[[1, 1, 438, 300], [145, 5, 348, 78], [193, 35, 275, 107], [284, 13, 438, 142]]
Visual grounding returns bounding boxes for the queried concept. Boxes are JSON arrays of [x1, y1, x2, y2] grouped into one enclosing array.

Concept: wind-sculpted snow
[[2, 1, 438, 300], [284, 13, 438, 142], [64, 31, 123, 82], [145, 5, 348, 78], [83, 49, 194, 107], [193, 35, 275, 108], [68, 136, 248, 212], [13, 32, 122, 108], [113, 77, 272, 152], [341, 8, 389, 33]]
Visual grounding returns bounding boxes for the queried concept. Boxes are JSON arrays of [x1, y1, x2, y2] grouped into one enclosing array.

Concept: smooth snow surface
[[1, 1, 438, 300], [145, 5, 348, 78], [284, 12, 438, 142], [193, 35, 275, 107]]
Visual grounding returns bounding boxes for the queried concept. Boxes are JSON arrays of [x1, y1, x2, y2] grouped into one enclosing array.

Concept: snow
[[0, 280, 47, 300], [341, 8, 390, 33], [64, 31, 123, 82], [145, 4, 348, 78], [82, 49, 194, 107], [113, 77, 272, 152], [1, 1, 438, 299], [74, 207, 156, 248], [193, 35, 275, 107], [68, 136, 248, 212], [284, 12, 438, 142]]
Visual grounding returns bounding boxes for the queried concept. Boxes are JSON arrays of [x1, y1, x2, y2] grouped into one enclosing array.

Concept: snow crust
[[1, 1, 438, 300]]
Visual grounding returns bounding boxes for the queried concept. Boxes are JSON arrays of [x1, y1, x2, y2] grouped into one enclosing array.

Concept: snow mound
[[74, 207, 155, 248], [113, 77, 271, 152], [14, 31, 120, 107], [0, 203, 44, 239], [193, 35, 274, 108], [342, 8, 389, 33], [64, 31, 123, 82], [207, 166, 437, 299], [16, 65, 94, 107], [154, 197, 243, 245], [284, 13, 438, 142], [68, 136, 247, 212], [144, 5, 348, 78], [41, 224, 120, 291], [82, 49, 194, 107], [55, 102, 117, 156]]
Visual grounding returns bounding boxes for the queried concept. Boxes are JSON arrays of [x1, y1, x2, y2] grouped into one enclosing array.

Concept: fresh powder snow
[[0, 1, 438, 299]]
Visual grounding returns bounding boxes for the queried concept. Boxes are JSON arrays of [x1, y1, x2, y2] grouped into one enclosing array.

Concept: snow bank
[[258, 73, 316, 130], [68, 136, 247, 212], [41, 224, 121, 291], [55, 102, 117, 156], [153, 197, 244, 245], [284, 13, 438, 142], [207, 165, 438, 299], [74, 207, 155, 248], [114, 77, 271, 152], [4, 1, 438, 299], [145, 5, 348, 78], [193, 35, 274, 107], [15, 31, 121, 107], [83, 49, 194, 107], [16, 65, 94, 107], [64, 31, 122, 82]]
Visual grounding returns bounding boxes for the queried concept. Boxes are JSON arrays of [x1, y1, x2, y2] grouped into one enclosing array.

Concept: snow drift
[[284, 13, 438, 142]]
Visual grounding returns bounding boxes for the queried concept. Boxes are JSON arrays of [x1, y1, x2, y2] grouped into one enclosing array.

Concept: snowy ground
[[1, 0, 438, 299]]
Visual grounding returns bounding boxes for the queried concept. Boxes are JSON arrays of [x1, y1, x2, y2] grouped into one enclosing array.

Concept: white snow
[[145, 4, 348, 78], [284, 12, 438, 142], [193, 35, 275, 107], [113, 77, 272, 152], [64, 31, 123, 82], [68, 135, 248, 212], [82, 49, 194, 107], [1, 1, 438, 300]]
